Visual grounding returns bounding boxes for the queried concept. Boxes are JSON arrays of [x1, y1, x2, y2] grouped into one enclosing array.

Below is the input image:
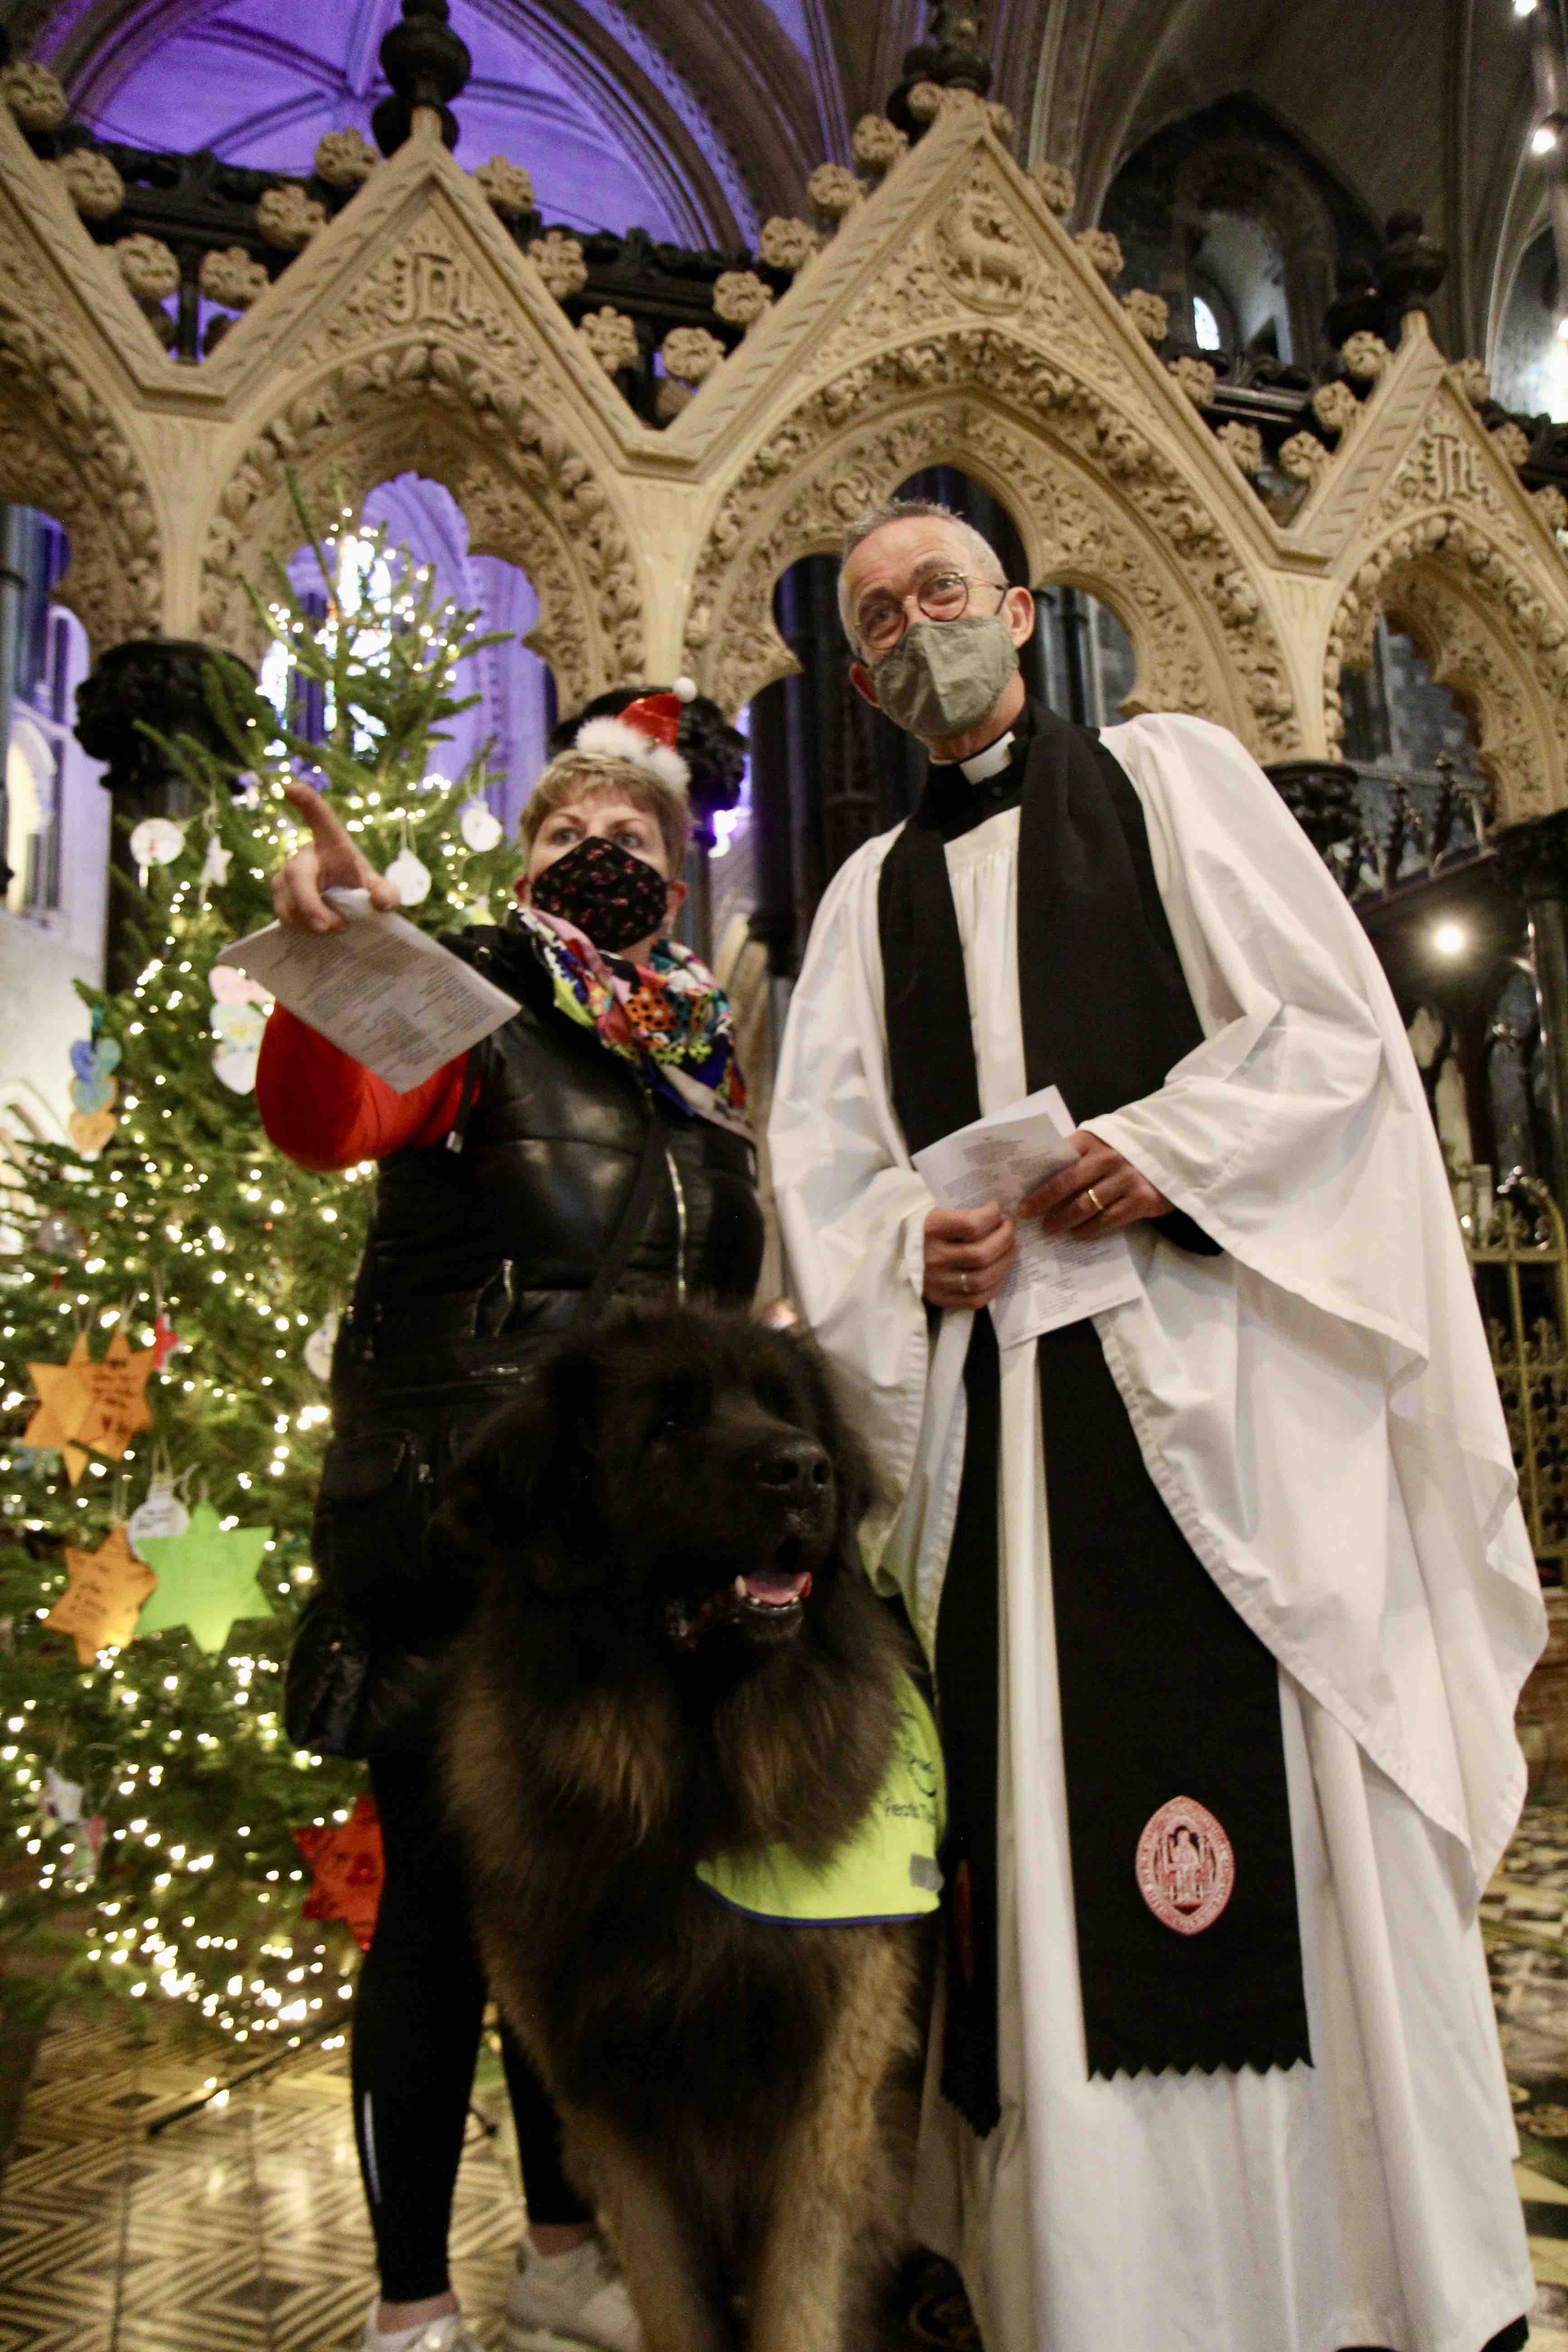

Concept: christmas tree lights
[[0, 490, 523, 2041]]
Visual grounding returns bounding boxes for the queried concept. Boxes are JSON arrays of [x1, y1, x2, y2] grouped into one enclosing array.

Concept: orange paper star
[[77, 1329, 158, 1460], [295, 1794, 385, 1952], [44, 1525, 157, 1665], [24, 1335, 94, 1483]]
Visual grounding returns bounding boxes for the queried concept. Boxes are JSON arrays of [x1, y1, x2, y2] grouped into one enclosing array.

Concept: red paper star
[[294, 1793, 384, 1952], [150, 1312, 184, 1372]]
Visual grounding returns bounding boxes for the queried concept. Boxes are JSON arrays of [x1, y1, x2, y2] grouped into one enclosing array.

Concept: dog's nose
[[753, 1438, 831, 1495]]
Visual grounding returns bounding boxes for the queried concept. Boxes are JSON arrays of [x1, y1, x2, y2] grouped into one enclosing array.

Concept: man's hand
[[923, 1201, 1015, 1310], [1020, 1133, 1171, 1240], [269, 780, 401, 933]]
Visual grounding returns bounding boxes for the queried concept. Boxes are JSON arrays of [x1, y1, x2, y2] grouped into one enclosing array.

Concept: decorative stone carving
[[199, 246, 270, 310], [0, 62, 66, 132], [1312, 380, 1361, 436], [1215, 421, 1265, 475], [932, 187, 1036, 314], [1492, 420, 1532, 470], [906, 83, 946, 125], [1279, 430, 1332, 481], [757, 217, 818, 274], [1168, 355, 1216, 408], [314, 129, 379, 189], [528, 230, 587, 299], [1122, 288, 1168, 343], [257, 185, 327, 250], [1027, 162, 1076, 216], [1341, 330, 1392, 381], [713, 271, 773, 328], [578, 306, 638, 375], [1075, 229, 1122, 281], [852, 116, 908, 176], [986, 103, 1016, 149], [661, 327, 725, 385], [56, 149, 123, 222], [1451, 355, 1491, 407], [656, 379, 695, 424], [114, 235, 179, 303], [808, 164, 864, 220], [473, 155, 533, 218], [1536, 485, 1568, 537]]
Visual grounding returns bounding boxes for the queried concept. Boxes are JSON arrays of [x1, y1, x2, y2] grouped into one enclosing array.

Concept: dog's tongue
[[742, 1567, 812, 1606]]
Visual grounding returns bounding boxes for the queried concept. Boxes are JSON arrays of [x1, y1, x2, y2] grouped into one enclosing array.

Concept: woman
[[256, 688, 764, 2352]]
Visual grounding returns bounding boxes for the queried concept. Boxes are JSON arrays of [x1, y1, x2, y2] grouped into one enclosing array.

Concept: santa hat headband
[[573, 679, 696, 794]]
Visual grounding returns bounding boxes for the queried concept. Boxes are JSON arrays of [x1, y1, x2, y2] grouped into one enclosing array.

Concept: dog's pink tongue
[[743, 1568, 812, 1605]]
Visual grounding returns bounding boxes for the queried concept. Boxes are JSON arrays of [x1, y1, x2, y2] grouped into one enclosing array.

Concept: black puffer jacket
[[304, 917, 763, 1749]]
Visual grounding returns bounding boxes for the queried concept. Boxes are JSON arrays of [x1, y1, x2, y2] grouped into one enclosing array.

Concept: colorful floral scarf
[[517, 906, 750, 1134]]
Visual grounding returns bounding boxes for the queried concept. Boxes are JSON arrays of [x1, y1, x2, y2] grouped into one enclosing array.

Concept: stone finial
[[713, 270, 774, 328], [1491, 420, 1533, 470], [372, 0, 472, 157], [1534, 484, 1568, 535], [1279, 431, 1333, 482], [578, 307, 639, 375], [887, 1, 993, 137], [1, 61, 68, 132], [757, 216, 819, 273], [56, 147, 123, 221], [1451, 355, 1491, 406], [1122, 288, 1168, 343], [314, 129, 379, 188], [1323, 260, 1383, 353], [1074, 228, 1123, 281], [1340, 330, 1392, 382], [1312, 380, 1362, 436], [1377, 209, 1448, 322], [852, 114, 908, 175], [474, 155, 534, 217], [1028, 162, 1076, 216], [1215, 421, 1265, 476], [808, 162, 864, 219], [200, 246, 271, 309], [986, 101, 1015, 147], [257, 185, 327, 250], [661, 327, 725, 385], [1168, 354, 1216, 407], [115, 234, 180, 302], [528, 230, 587, 300]]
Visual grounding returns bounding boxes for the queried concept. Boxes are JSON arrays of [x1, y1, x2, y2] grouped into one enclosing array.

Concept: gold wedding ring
[[1085, 1185, 1106, 1215], [959, 1269, 970, 1295]]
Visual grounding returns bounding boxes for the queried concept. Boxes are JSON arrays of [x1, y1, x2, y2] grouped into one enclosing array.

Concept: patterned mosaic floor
[[17, 1808, 1568, 2352]]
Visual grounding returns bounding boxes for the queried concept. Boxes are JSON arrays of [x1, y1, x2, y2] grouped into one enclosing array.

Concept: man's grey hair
[[836, 498, 1009, 648]]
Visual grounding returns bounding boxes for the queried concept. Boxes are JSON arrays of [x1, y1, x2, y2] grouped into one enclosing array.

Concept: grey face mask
[[869, 612, 1020, 739]]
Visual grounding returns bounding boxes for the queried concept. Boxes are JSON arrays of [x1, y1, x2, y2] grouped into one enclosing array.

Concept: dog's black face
[[437, 1308, 873, 1671]]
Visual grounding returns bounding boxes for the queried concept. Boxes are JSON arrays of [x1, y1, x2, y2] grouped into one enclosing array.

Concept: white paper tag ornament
[[128, 1479, 191, 1554], [385, 848, 432, 906], [39, 1767, 83, 1833], [304, 1310, 340, 1381], [459, 801, 503, 852], [200, 833, 232, 887], [211, 997, 269, 1093], [129, 816, 186, 886]]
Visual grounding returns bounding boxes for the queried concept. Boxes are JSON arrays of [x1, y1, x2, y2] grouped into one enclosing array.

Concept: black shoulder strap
[[573, 1111, 668, 1329]]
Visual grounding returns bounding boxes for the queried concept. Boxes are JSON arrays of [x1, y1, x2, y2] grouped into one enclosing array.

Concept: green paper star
[[134, 1502, 276, 1654]]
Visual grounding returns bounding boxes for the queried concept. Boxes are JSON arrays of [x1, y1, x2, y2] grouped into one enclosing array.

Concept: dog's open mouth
[[665, 1540, 814, 1650]]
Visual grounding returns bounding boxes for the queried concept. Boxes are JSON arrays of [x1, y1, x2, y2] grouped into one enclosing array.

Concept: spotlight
[[1556, 314, 1568, 341], [1533, 122, 1560, 154], [1516, 0, 1540, 18], [1434, 924, 1467, 956]]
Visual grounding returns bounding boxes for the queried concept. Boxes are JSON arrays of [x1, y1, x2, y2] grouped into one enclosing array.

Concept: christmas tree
[[0, 492, 523, 2049]]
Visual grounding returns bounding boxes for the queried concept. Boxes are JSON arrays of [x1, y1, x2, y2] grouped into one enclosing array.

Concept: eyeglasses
[[856, 570, 1009, 658]]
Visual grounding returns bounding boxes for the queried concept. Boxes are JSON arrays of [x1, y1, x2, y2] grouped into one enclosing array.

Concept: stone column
[[73, 638, 253, 992], [1494, 810, 1568, 1214]]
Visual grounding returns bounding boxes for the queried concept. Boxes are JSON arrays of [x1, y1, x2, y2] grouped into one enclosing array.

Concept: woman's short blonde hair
[[519, 751, 692, 874]]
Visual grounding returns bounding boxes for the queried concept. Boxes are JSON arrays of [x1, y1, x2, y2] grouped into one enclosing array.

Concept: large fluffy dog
[[435, 1307, 934, 2352]]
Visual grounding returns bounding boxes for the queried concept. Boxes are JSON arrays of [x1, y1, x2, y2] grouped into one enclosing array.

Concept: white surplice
[[768, 713, 1546, 2352]]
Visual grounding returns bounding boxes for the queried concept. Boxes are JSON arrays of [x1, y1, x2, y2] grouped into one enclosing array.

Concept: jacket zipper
[[664, 1145, 689, 1306]]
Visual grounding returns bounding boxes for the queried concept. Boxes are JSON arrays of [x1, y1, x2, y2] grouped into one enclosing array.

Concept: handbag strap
[[573, 1111, 669, 1331]]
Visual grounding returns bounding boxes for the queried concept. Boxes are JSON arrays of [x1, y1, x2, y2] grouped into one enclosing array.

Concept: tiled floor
[[14, 1809, 1568, 2352]]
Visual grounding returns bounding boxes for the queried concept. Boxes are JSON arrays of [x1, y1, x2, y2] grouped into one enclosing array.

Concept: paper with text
[[215, 889, 520, 1094], [913, 1085, 1143, 1348]]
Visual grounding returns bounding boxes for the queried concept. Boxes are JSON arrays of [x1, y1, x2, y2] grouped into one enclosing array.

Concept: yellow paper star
[[44, 1525, 157, 1665], [78, 1329, 158, 1460], [24, 1335, 93, 1483]]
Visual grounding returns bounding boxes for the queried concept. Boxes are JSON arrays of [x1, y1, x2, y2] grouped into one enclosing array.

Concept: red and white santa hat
[[574, 677, 696, 794]]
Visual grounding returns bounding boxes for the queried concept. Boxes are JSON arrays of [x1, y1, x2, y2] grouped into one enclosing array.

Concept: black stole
[[878, 706, 1310, 2109]]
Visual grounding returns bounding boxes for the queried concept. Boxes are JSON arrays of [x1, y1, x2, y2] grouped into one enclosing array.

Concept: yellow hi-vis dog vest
[[695, 1671, 946, 1926]]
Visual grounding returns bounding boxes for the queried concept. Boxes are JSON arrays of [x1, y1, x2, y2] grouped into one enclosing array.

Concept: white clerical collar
[[930, 730, 1016, 785]]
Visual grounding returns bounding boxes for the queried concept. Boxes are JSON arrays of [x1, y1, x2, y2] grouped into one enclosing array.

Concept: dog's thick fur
[[436, 1307, 931, 2352]]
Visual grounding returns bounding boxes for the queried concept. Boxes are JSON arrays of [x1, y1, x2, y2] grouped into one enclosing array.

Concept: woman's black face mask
[[530, 833, 670, 954]]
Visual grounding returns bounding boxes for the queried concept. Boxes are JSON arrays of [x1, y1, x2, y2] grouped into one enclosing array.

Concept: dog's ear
[[431, 1350, 608, 1597]]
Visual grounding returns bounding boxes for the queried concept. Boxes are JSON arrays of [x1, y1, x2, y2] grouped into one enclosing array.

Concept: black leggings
[[353, 1750, 591, 2304]]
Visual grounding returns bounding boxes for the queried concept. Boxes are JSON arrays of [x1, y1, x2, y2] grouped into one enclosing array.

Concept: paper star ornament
[[150, 1311, 184, 1372], [295, 1793, 384, 1951], [24, 1335, 95, 1482], [133, 1503, 274, 1653], [44, 1525, 157, 1664], [78, 1329, 158, 1460]]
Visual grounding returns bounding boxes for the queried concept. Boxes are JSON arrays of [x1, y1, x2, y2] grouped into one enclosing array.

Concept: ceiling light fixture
[[1533, 122, 1560, 154], [1434, 924, 1467, 956], [1516, 0, 1540, 18]]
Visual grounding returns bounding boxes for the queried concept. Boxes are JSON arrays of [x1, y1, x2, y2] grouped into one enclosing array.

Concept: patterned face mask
[[529, 831, 670, 952]]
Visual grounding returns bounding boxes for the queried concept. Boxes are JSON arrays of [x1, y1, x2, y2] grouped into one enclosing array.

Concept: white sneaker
[[503, 2236, 644, 2352], [361, 2302, 486, 2352]]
